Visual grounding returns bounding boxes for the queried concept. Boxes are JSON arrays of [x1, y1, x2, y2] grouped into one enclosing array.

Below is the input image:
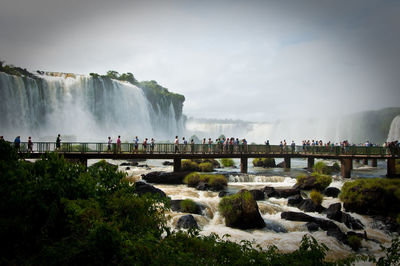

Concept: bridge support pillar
[[341, 158, 352, 178], [362, 159, 368, 165], [284, 157, 291, 169], [387, 158, 397, 178], [371, 159, 377, 167], [307, 158, 314, 169], [240, 157, 248, 173], [173, 158, 181, 172]]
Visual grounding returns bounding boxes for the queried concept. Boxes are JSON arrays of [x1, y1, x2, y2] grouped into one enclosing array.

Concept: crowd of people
[[1, 134, 399, 156]]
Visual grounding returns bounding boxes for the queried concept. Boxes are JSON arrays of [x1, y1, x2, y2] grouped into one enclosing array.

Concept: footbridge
[[15, 142, 399, 178]]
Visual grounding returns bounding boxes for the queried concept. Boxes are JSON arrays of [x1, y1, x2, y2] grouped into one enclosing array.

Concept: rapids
[[89, 158, 395, 261]]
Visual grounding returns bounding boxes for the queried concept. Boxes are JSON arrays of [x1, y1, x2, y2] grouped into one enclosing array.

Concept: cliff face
[[0, 66, 185, 141]]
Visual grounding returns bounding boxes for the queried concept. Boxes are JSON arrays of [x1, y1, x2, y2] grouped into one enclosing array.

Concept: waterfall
[[0, 72, 184, 141], [387, 115, 400, 141]]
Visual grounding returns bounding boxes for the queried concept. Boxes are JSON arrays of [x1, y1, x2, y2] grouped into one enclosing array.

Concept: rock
[[281, 211, 314, 222], [306, 222, 320, 232], [120, 161, 139, 166], [326, 203, 342, 221], [120, 162, 130, 166], [263, 186, 276, 197], [134, 181, 166, 198], [287, 194, 303, 206], [162, 161, 174, 166], [219, 190, 265, 229], [298, 199, 326, 213], [249, 189, 265, 201], [324, 187, 341, 198], [276, 161, 286, 168], [177, 215, 199, 229], [264, 219, 287, 233], [170, 199, 205, 214], [125, 167, 130, 170], [141, 171, 191, 184], [274, 188, 300, 198], [342, 213, 364, 230], [292, 175, 317, 190], [196, 181, 210, 191], [218, 191, 232, 197]]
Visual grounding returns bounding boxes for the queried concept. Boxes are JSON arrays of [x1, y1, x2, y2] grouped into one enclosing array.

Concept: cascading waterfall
[[0, 72, 184, 141], [387, 115, 400, 141]]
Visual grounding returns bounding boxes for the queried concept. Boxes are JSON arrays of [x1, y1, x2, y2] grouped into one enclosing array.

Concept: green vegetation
[[180, 199, 197, 213], [183, 172, 227, 190], [314, 161, 332, 174], [340, 178, 400, 217], [311, 173, 332, 191], [0, 60, 38, 79], [199, 162, 214, 172], [310, 190, 323, 205], [396, 159, 400, 174], [182, 160, 200, 171], [220, 158, 235, 167], [1, 140, 399, 264], [218, 190, 254, 226], [296, 172, 332, 191], [347, 235, 362, 251], [253, 158, 276, 167]]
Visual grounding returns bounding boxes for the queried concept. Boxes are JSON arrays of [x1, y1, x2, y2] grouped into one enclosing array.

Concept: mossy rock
[[310, 190, 323, 205], [182, 160, 199, 171], [253, 158, 276, 168], [220, 158, 235, 167], [218, 190, 265, 229], [294, 173, 332, 191], [184, 173, 227, 191], [340, 178, 400, 217], [198, 162, 214, 172]]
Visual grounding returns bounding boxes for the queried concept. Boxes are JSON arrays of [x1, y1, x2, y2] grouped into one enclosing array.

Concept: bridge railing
[[12, 142, 393, 156]]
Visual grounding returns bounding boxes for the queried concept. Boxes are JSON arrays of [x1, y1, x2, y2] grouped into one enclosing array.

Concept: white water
[[387, 115, 400, 141], [0, 72, 184, 141], [101, 158, 395, 261]]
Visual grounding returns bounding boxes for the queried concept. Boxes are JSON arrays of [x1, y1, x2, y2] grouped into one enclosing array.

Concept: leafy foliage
[[347, 235, 362, 251], [220, 158, 235, 167], [180, 199, 197, 213], [183, 172, 227, 190], [199, 162, 213, 172], [182, 160, 200, 171], [310, 190, 323, 205], [311, 173, 332, 191]]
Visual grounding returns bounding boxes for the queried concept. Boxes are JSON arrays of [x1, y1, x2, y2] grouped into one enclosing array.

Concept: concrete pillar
[[173, 157, 181, 172], [362, 159, 368, 165], [341, 158, 352, 178], [371, 158, 378, 167], [387, 158, 397, 178], [240, 157, 248, 173], [307, 157, 314, 169], [284, 157, 291, 169]]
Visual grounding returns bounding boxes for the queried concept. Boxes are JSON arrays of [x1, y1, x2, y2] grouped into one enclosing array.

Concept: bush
[[183, 172, 201, 187], [207, 175, 228, 190], [180, 199, 198, 213], [253, 158, 276, 167], [310, 190, 323, 205], [297, 174, 308, 184], [311, 172, 332, 191], [313, 161, 330, 174], [218, 190, 255, 227], [347, 235, 362, 251], [340, 178, 400, 216], [220, 158, 235, 167], [199, 162, 213, 172], [182, 160, 199, 171]]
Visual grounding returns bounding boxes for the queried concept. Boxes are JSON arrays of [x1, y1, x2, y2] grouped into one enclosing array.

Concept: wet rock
[[264, 219, 287, 233], [287, 194, 303, 206], [220, 190, 265, 229], [306, 222, 320, 232], [134, 181, 166, 198], [141, 171, 191, 184], [281, 211, 314, 222], [276, 161, 286, 168], [325, 203, 364, 230], [249, 189, 265, 201], [298, 199, 326, 213], [274, 188, 300, 198], [120, 161, 139, 166], [324, 187, 341, 198], [342, 213, 364, 230], [162, 161, 174, 166], [326, 203, 342, 221], [263, 186, 276, 197], [170, 199, 205, 215], [177, 215, 199, 229], [125, 167, 130, 170], [196, 181, 210, 191], [218, 191, 232, 197]]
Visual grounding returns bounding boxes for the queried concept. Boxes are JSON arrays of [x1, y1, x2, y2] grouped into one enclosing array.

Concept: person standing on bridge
[[291, 141, 295, 153], [150, 138, 155, 153], [117, 136, 121, 153], [174, 136, 180, 153], [191, 139, 195, 154], [14, 136, 21, 153], [56, 134, 61, 151], [28, 136, 33, 153], [107, 137, 112, 152], [183, 137, 188, 153], [134, 136, 139, 153], [143, 138, 148, 153]]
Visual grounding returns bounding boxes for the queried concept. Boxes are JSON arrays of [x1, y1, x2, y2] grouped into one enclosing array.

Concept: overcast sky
[[1, 0, 399, 122]]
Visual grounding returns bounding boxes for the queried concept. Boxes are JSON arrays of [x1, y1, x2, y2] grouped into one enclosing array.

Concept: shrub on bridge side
[[252, 158, 276, 168], [340, 178, 400, 217]]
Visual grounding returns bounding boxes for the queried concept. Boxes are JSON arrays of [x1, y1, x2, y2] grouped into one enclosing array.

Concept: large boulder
[[325, 203, 364, 230], [287, 194, 303, 206], [263, 186, 300, 198], [263, 186, 276, 197], [141, 171, 191, 184], [324, 187, 341, 198], [219, 190, 265, 229], [342, 213, 364, 230], [326, 203, 342, 221], [177, 215, 199, 229], [134, 181, 166, 198], [281, 211, 314, 222], [298, 199, 326, 213]]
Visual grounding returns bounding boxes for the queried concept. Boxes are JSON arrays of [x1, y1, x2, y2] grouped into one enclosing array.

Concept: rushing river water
[[89, 158, 393, 261]]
